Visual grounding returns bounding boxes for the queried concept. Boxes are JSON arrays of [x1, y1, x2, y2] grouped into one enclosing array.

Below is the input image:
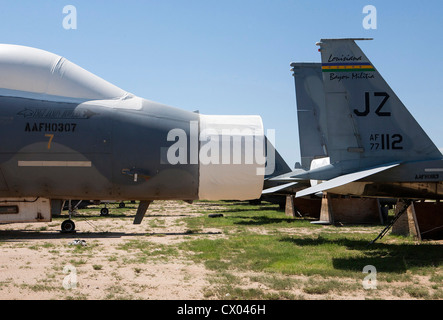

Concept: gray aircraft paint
[[291, 62, 328, 169], [0, 95, 200, 201], [295, 38, 443, 199], [0, 44, 265, 226], [261, 63, 331, 195], [319, 38, 441, 164]]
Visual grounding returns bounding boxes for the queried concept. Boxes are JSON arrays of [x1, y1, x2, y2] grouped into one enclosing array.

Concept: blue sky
[[1, 0, 442, 167]]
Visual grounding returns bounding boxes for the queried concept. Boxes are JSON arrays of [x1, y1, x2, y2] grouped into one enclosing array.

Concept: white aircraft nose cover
[[198, 114, 265, 200], [0, 44, 128, 101]]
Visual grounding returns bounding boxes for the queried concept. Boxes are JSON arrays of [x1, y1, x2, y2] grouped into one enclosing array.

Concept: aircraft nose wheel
[[60, 200, 78, 233], [100, 208, 109, 216], [61, 219, 76, 233]]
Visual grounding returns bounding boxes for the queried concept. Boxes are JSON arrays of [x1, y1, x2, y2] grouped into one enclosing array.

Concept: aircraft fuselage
[[0, 95, 200, 201]]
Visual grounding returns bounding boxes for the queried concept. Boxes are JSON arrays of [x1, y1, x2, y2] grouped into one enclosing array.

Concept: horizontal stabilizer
[[296, 163, 400, 198], [267, 168, 307, 182], [262, 182, 298, 194]]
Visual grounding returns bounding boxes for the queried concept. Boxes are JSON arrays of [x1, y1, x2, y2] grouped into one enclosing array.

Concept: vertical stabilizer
[[317, 38, 441, 166], [291, 63, 328, 169]]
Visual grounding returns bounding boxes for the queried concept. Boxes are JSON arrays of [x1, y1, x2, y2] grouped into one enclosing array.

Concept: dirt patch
[[0, 201, 222, 300], [0, 200, 441, 300]]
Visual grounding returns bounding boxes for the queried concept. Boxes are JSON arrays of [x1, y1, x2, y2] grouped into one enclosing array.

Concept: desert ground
[[0, 201, 216, 300], [0, 200, 441, 300]]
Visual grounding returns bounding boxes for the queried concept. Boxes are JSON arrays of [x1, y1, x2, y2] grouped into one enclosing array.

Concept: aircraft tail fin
[[291, 62, 328, 169], [264, 136, 291, 178], [317, 38, 441, 167]]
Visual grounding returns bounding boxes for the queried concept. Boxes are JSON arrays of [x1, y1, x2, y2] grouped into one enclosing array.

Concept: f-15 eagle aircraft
[[291, 38, 443, 200], [0, 44, 266, 231], [262, 62, 329, 197]]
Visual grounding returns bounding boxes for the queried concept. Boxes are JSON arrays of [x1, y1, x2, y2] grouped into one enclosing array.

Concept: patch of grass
[[6, 200, 441, 300], [303, 282, 332, 295], [404, 285, 431, 299], [250, 275, 297, 291], [69, 258, 87, 266], [20, 283, 55, 292], [204, 283, 296, 300], [184, 232, 442, 279], [185, 202, 313, 231], [104, 284, 131, 299], [183, 202, 442, 274], [181, 234, 344, 277], [148, 218, 166, 229], [432, 289, 443, 299], [179, 201, 443, 299], [116, 239, 178, 263], [430, 272, 443, 284]]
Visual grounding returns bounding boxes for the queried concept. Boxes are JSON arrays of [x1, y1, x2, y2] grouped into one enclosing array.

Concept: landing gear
[[61, 219, 76, 233], [100, 207, 109, 216], [60, 200, 79, 233]]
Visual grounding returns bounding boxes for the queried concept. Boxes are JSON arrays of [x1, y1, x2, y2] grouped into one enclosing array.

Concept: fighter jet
[[261, 62, 330, 196], [0, 44, 266, 231], [292, 38, 443, 200]]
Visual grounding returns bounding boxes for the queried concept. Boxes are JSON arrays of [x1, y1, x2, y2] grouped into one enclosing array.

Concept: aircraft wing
[[295, 163, 400, 198], [262, 182, 299, 194]]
